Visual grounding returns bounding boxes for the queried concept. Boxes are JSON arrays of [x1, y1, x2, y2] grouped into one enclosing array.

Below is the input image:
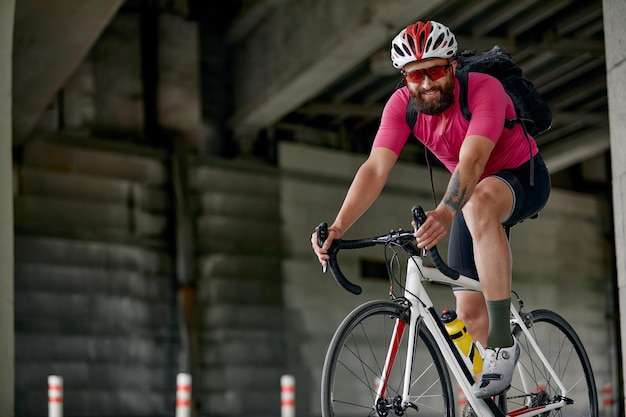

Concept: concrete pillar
[[602, 0, 626, 411], [196, 4, 237, 157], [0, 0, 15, 414]]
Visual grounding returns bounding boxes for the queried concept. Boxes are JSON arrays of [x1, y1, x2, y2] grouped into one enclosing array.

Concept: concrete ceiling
[[12, 0, 125, 141]]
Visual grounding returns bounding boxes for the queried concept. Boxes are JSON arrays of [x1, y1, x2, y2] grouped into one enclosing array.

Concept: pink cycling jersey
[[372, 73, 538, 178]]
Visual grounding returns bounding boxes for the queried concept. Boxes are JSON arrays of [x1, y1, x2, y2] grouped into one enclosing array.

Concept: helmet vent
[[433, 33, 445, 50], [393, 44, 406, 57], [407, 35, 416, 55], [418, 32, 426, 55]]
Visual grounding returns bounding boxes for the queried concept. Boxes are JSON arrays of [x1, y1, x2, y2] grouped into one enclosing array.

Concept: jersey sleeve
[[465, 74, 512, 143], [371, 88, 412, 156]]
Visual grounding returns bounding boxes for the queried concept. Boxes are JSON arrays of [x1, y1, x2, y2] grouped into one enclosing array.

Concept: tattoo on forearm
[[442, 170, 469, 213]]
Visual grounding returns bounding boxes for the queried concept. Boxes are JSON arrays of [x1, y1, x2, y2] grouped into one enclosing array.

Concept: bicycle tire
[[321, 299, 455, 417], [505, 308, 598, 416]]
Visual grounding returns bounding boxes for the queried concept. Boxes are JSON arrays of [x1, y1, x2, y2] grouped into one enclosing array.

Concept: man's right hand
[[311, 226, 343, 270]]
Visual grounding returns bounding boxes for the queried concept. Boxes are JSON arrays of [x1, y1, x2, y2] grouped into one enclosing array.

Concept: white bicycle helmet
[[391, 20, 458, 69]]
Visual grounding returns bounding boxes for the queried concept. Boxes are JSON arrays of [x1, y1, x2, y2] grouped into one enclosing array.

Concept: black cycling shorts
[[448, 153, 551, 284]]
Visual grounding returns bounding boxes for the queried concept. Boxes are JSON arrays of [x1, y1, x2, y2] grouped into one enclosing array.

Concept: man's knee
[[465, 179, 514, 226], [457, 303, 485, 324], [464, 191, 497, 222], [455, 291, 487, 323]]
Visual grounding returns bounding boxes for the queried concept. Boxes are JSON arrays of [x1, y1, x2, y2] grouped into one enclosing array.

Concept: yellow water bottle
[[441, 309, 483, 375]]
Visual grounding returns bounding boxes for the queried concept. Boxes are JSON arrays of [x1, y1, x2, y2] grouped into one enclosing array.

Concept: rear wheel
[[504, 309, 598, 416], [321, 299, 455, 417]]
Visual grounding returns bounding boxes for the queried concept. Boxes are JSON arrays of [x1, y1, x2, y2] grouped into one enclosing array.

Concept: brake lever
[[411, 205, 428, 257], [316, 222, 328, 273]]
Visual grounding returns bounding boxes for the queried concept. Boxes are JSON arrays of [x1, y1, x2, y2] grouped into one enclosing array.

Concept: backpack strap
[[457, 72, 472, 122], [458, 71, 521, 130], [406, 100, 418, 130]]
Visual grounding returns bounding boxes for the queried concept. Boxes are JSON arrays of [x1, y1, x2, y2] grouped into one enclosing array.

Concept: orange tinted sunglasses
[[402, 63, 452, 84]]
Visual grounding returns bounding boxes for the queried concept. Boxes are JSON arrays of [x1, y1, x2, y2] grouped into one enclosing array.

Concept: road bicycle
[[316, 205, 598, 417]]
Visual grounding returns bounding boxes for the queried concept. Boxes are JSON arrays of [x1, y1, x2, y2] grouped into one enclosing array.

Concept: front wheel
[[505, 309, 599, 416], [321, 299, 454, 417]]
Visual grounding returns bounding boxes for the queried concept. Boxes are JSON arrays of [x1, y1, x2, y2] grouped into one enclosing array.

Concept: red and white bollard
[[457, 385, 467, 410], [48, 375, 63, 417], [374, 377, 382, 396], [176, 373, 192, 417], [602, 382, 612, 412], [281, 374, 296, 417]]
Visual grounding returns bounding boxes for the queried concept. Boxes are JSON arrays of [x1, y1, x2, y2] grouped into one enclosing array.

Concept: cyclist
[[311, 20, 551, 398]]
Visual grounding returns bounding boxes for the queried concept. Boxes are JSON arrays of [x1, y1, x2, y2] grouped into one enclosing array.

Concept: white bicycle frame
[[391, 256, 569, 417]]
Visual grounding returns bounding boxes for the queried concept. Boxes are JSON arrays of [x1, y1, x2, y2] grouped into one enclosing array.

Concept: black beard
[[409, 83, 455, 115]]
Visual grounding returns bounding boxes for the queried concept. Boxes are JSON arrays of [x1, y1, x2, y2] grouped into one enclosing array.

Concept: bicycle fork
[[374, 312, 419, 415]]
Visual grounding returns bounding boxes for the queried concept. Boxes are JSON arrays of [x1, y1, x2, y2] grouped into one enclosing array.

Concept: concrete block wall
[[14, 135, 179, 416], [191, 158, 286, 417], [13, 135, 291, 416], [279, 141, 616, 417]]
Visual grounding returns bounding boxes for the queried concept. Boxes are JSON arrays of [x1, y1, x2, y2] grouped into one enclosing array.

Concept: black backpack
[[405, 45, 552, 137]]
